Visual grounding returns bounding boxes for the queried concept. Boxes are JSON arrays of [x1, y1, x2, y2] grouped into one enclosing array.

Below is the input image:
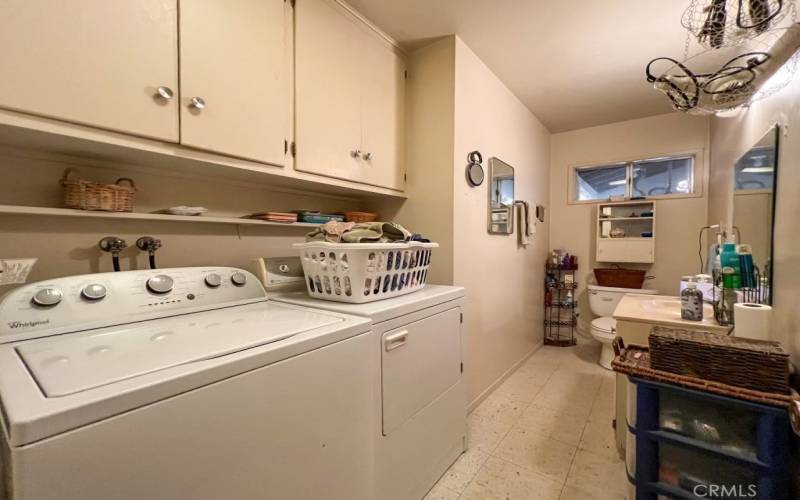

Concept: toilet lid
[[591, 317, 617, 334]]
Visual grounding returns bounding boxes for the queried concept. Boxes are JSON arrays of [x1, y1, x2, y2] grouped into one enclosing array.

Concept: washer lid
[[591, 317, 617, 333], [15, 302, 342, 397]]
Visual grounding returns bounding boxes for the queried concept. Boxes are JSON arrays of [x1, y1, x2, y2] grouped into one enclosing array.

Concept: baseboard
[[467, 342, 543, 413]]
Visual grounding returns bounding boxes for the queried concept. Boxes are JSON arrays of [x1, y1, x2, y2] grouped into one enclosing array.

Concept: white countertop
[[613, 294, 731, 333]]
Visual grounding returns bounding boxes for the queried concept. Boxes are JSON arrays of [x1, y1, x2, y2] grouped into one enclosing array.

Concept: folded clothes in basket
[[305, 221, 413, 243]]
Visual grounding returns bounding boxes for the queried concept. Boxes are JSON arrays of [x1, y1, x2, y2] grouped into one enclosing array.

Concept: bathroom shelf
[[544, 319, 577, 327], [597, 200, 656, 263], [598, 237, 654, 240], [544, 261, 578, 347], [598, 216, 654, 221], [0, 204, 321, 228], [546, 281, 578, 290]]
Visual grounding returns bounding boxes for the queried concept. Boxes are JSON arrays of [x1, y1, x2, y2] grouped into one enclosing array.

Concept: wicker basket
[[649, 326, 790, 394], [594, 266, 647, 289], [61, 168, 136, 212], [611, 339, 800, 432], [344, 211, 378, 223]]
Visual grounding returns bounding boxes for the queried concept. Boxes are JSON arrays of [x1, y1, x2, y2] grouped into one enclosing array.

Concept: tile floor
[[425, 342, 628, 500]]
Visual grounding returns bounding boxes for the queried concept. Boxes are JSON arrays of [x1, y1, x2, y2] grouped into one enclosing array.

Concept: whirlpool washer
[[0, 267, 374, 500]]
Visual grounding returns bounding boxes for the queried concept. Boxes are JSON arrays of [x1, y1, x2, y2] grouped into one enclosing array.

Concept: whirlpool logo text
[[7, 319, 50, 329]]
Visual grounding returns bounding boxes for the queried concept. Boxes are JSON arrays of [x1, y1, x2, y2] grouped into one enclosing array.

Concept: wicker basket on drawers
[[61, 168, 136, 212], [649, 326, 790, 394]]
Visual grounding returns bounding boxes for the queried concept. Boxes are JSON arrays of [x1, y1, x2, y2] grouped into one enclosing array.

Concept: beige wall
[[0, 147, 364, 285], [382, 36, 551, 407], [452, 37, 551, 406], [549, 113, 711, 334], [375, 37, 456, 286], [710, 78, 800, 362]]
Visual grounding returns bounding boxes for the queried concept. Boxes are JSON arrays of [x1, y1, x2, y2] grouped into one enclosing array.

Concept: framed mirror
[[732, 125, 779, 304], [488, 157, 515, 234]]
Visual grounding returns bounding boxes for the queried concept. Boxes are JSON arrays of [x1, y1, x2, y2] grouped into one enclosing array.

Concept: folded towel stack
[[247, 212, 298, 223]]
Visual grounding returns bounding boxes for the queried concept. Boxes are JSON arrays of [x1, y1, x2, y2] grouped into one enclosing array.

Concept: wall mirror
[[732, 125, 779, 304], [488, 157, 515, 234]]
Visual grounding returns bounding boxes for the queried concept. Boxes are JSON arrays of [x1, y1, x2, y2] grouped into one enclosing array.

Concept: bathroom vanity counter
[[613, 293, 730, 339], [612, 294, 731, 456]]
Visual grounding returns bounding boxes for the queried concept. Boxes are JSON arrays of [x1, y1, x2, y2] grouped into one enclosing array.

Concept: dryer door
[[381, 307, 462, 435]]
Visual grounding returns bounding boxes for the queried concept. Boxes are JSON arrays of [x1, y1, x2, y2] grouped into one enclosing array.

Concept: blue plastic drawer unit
[[627, 378, 792, 500]]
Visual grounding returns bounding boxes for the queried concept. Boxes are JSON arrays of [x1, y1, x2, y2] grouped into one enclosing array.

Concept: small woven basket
[[649, 326, 790, 394], [344, 211, 378, 223], [61, 168, 136, 212]]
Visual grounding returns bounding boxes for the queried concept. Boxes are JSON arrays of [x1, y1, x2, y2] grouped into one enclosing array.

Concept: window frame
[[568, 150, 703, 205]]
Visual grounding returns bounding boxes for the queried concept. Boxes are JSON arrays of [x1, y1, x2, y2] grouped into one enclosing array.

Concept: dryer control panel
[[0, 267, 267, 343]]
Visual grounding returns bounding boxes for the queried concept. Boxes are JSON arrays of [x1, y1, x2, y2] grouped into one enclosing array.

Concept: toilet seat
[[591, 317, 617, 339]]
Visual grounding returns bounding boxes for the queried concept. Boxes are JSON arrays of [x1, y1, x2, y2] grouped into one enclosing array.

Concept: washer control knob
[[146, 275, 174, 294], [205, 273, 222, 288], [231, 272, 247, 286], [33, 288, 63, 307], [81, 283, 107, 301]]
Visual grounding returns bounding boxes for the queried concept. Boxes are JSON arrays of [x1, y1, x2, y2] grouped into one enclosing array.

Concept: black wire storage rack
[[544, 264, 578, 346]]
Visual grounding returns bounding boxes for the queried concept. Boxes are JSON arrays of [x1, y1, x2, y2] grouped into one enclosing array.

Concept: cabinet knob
[[155, 86, 174, 100], [189, 96, 206, 109], [363, 152, 373, 161], [350, 149, 362, 159]]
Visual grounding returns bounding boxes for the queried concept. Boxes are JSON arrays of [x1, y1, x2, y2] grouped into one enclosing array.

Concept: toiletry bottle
[[563, 290, 573, 307], [681, 280, 704, 321], [737, 244, 755, 289], [720, 267, 738, 326], [720, 243, 742, 289]]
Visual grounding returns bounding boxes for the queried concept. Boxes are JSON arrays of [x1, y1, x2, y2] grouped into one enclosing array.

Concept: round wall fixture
[[466, 151, 484, 187]]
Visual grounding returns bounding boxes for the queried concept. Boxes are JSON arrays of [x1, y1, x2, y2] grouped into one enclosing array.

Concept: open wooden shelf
[[0, 204, 321, 228], [598, 216, 654, 221]]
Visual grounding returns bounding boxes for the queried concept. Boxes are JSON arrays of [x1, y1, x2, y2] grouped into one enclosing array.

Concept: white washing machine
[[273, 285, 467, 500], [0, 267, 376, 500]]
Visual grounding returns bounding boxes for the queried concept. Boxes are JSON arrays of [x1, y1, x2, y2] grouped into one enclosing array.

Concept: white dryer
[[273, 285, 467, 500], [0, 267, 375, 500]]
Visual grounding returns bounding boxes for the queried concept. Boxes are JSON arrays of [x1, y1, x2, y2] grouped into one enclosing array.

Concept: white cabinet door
[[295, 0, 363, 181], [596, 238, 655, 263], [381, 307, 462, 435], [360, 34, 407, 191], [0, 0, 179, 141], [179, 0, 289, 165]]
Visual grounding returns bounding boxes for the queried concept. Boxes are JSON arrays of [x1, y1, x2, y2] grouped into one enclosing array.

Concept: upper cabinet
[[179, 0, 291, 165], [0, 0, 405, 195], [0, 0, 180, 142], [295, 0, 407, 191]]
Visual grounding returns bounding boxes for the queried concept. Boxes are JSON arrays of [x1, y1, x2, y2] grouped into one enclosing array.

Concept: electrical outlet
[[0, 258, 38, 286]]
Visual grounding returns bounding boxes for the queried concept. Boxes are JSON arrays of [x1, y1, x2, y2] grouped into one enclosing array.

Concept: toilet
[[588, 284, 659, 369]]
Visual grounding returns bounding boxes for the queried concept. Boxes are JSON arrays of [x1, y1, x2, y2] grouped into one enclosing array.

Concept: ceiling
[[346, 0, 690, 133]]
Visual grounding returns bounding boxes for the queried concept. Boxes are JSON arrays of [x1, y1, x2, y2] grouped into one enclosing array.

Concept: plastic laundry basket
[[293, 241, 438, 303]]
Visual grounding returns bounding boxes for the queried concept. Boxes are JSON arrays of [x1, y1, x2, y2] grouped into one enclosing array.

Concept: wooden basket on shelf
[[594, 265, 648, 289], [61, 168, 136, 212], [344, 211, 378, 223], [649, 326, 790, 394]]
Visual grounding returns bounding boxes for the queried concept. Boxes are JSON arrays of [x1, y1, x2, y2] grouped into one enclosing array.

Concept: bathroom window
[[575, 163, 628, 201], [573, 154, 696, 202]]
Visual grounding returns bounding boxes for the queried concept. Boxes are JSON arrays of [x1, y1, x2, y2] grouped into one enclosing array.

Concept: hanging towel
[[516, 201, 533, 247]]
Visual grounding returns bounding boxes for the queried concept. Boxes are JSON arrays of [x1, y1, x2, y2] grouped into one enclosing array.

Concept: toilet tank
[[588, 284, 659, 317]]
